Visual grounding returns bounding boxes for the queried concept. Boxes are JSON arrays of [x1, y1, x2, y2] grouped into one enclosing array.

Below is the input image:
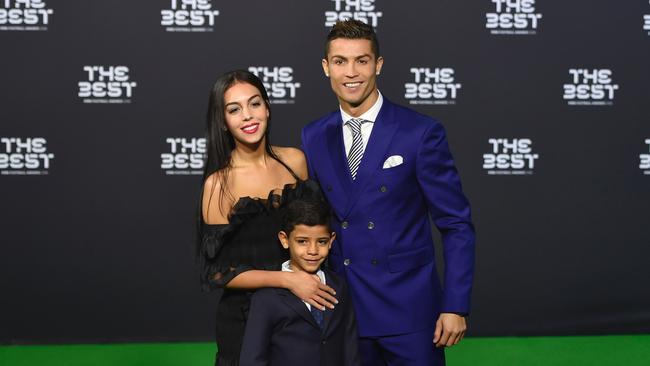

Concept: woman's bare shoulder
[[273, 146, 307, 180], [201, 171, 229, 224], [203, 170, 222, 192]]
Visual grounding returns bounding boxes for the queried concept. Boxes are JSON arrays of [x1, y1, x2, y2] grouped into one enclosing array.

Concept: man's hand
[[433, 313, 467, 348]]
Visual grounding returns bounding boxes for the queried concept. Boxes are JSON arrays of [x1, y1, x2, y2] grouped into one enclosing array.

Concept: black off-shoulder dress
[[199, 180, 323, 366]]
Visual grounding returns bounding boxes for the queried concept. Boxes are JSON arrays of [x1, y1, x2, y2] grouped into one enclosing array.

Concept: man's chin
[[338, 96, 365, 108]]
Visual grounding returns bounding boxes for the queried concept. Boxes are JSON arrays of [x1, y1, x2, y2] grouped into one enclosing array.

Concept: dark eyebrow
[[225, 94, 262, 107], [330, 54, 372, 61]]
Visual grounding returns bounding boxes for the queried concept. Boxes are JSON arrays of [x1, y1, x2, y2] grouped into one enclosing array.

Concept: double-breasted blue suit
[[301, 97, 475, 357]]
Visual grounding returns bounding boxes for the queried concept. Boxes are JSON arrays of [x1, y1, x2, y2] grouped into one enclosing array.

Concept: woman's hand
[[286, 271, 338, 310]]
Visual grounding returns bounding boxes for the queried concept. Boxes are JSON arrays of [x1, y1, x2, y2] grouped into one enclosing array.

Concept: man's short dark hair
[[280, 199, 332, 235], [324, 19, 380, 59]]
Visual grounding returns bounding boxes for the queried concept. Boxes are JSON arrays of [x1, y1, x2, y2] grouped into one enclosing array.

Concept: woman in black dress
[[198, 70, 337, 365]]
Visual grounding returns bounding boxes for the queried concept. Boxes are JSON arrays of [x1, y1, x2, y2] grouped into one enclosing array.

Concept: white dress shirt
[[340, 90, 384, 156], [281, 260, 326, 311]]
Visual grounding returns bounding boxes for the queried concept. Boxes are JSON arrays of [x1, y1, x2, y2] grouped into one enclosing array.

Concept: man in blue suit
[[301, 20, 476, 365]]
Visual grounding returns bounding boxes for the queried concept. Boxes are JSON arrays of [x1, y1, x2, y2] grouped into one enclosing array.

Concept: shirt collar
[[340, 90, 383, 125], [281, 260, 326, 285]]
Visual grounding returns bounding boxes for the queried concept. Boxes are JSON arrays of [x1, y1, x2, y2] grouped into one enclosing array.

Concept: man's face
[[322, 38, 383, 115], [279, 224, 335, 274]]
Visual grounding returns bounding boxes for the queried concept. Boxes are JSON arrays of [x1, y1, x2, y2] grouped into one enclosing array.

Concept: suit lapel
[[324, 113, 354, 216], [344, 99, 399, 216], [276, 288, 320, 330]]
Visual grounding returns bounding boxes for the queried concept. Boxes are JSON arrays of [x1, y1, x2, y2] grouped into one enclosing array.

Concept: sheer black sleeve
[[199, 224, 248, 291]]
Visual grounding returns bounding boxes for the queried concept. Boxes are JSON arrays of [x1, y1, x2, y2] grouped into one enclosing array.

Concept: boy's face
[[279, 224, 336, 274], [322, 38, 384, 115]]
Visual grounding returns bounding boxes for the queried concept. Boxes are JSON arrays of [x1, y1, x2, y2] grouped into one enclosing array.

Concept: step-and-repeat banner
[[2, 1, 649, 343]]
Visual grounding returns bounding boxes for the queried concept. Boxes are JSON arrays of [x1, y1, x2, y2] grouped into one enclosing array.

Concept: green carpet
[[1, 335, 648, 366]]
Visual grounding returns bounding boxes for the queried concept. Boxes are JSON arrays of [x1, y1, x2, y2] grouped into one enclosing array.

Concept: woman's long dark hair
[[198, 70, 294, 226]]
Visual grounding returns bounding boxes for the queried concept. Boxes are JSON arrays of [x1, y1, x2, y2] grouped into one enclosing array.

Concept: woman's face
[[223, 82, 269, 146]]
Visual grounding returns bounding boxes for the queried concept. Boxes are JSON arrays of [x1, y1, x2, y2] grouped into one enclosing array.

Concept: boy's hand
[[433, 313, 467, 348], [287, 271, 338, 310]]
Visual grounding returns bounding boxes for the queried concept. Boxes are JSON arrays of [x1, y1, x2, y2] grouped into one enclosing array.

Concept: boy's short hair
[[324, 19, 381, 59], [280, 198, 332, 235]]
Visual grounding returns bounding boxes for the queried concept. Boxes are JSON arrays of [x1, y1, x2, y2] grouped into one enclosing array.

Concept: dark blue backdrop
[[2, 0, 649, 344]]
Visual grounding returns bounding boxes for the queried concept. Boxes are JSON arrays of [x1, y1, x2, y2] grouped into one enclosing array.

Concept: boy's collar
[[281, 260, 326, 285]]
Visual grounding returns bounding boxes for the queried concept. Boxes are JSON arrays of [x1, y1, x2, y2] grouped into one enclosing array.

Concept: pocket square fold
[[382, 155, 404, 169]]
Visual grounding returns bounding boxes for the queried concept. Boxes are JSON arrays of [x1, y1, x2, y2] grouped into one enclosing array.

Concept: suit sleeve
[[341, 281, 361, 366], [239, 290, 274, 366], [300, 126, 319, 182], [415, 121, 476, 314]]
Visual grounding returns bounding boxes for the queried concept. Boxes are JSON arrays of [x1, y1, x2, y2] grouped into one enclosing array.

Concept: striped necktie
[[346, 118, 366, 180]]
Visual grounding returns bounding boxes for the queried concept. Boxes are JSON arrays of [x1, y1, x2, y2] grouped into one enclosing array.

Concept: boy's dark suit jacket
[[239, 268, 360, 366]]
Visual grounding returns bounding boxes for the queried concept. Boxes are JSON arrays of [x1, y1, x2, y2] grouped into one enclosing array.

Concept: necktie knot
[[346, 118, 366, 133]]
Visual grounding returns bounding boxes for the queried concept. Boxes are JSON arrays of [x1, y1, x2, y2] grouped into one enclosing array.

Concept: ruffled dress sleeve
[[198, 224, 246, 291]]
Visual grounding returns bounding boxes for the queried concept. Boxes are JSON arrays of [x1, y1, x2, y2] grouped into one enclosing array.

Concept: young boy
[[239, 198, 360, 366]]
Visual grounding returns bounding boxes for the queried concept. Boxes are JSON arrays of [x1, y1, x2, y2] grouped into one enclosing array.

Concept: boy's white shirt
[[281, 260, 326, 311]]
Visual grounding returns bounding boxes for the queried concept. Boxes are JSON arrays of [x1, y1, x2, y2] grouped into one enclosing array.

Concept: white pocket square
[[382, 155, 404, 169]]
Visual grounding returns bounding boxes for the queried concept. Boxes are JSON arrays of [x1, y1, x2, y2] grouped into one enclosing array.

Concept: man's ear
[[322, 59, 330, 77], [278, 231, 290, 249], [375, 56, 384, 76]]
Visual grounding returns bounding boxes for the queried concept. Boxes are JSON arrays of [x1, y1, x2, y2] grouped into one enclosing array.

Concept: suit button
[[343, 259, 351, 266], [380, 185, 387, 192], [371, 259, 378, 265], [322, 340, 327, 345], [367, 221, 375, 229], [342, 221, 349, 229], [326, 185, 332, 192]]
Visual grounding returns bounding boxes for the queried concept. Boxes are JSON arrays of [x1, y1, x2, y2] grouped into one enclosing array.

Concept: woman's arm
[[227, 269, 338, 310]]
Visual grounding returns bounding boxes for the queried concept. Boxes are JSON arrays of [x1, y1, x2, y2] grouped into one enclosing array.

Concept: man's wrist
[[442, 312, 468, 318]]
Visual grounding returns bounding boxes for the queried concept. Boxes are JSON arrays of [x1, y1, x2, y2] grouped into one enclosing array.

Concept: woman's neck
[[231, 140, 269, 166]]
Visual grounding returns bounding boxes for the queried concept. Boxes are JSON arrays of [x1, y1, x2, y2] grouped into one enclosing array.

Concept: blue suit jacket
[[301, 98, 476, 337], [240, 269, 360, 366]]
